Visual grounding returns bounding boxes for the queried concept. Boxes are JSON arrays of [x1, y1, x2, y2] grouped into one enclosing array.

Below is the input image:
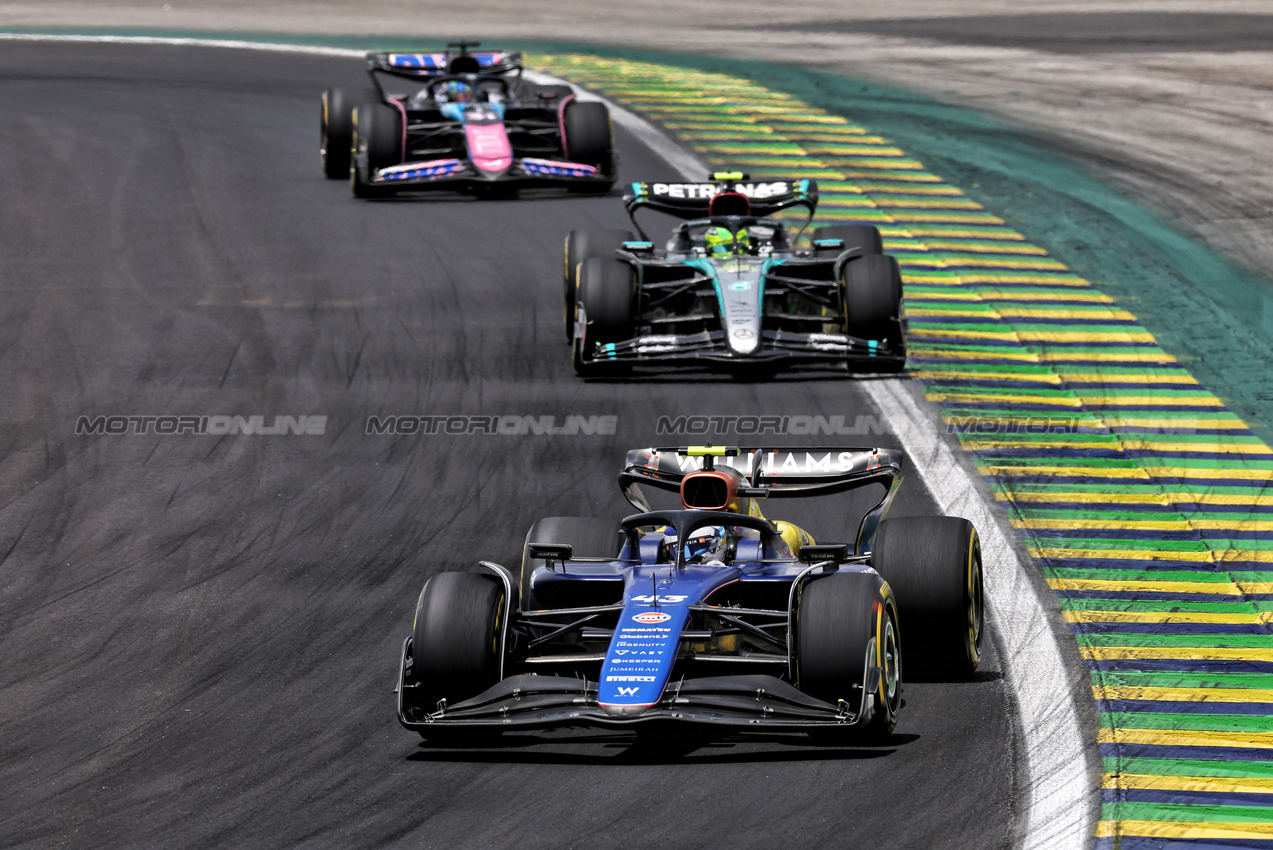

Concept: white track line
[[5, 32, 1096, 849], [868, 381, 1094, 850], [0, 32, 365, 56]]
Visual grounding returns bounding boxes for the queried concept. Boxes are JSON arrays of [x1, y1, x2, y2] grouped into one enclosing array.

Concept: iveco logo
[[632, 612, 671, 624]]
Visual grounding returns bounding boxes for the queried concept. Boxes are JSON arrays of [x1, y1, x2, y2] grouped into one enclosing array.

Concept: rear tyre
[[408, 572, 505, 721], [573, 256, 634, 377], [813, 224, 883, 257], [842, 253, 903, 341], [350, 101, 402, 199], [564, 228, 636, 342], [797, 571, 902, 742], [870, 516, 983, 679], [520, 517, 622, 610], [562, 101, 615, 192]]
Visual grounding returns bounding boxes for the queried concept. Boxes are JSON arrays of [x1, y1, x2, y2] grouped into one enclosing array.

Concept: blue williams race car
[[564, 173, 906, 376], [320, 42, 615, 197], [396, 445, 984, 743]]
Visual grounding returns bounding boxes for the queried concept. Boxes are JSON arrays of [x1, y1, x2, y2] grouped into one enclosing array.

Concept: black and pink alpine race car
[[320, 42, 615, 198]]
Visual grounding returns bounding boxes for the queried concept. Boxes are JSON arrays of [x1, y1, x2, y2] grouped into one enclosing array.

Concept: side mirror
[[812, 238, 845, 250], [528, 543, 573, 562], [799, 543, 849, 566]]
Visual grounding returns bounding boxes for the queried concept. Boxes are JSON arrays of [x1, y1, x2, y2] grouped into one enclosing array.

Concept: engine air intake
[[709, 191, 750, 218], [681, 472, 733, 510]]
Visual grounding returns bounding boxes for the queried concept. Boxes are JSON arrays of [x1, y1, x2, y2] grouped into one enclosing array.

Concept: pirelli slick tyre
[[520, 517, 622, 610], [797, 571, 902, 743], [321, 87, 374, 179], [573, 257, 634, 377], [813, 224, 884, 257], [408, 572, 505, 728], [562, 101, 615, 193], [564, 228, 635, 342], [841, 254, 903, 337], [350, 101, 402, 199], [870, 516, 983, 679]]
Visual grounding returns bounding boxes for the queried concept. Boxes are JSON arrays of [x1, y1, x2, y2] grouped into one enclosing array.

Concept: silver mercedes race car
[[564, 173, 906, 375]]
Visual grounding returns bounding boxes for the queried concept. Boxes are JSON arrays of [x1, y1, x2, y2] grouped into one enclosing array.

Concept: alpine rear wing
[[617, 445, 903, 552], [366, 45, 523, 82]]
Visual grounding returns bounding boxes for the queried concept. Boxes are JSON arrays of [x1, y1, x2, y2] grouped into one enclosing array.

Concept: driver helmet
[[663, 526, 728, 564], [704, 226, 750, 256], [446, 80, 473, 103]]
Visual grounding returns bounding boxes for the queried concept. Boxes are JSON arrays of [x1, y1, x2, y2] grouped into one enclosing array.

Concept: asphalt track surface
[[0, 45, 1020, 848]]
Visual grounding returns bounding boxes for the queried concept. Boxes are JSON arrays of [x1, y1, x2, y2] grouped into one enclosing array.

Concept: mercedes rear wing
[[622, 175, 818, 236]]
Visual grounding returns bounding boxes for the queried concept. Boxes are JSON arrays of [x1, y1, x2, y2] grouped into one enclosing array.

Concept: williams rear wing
[[617, 445, 903, 553]]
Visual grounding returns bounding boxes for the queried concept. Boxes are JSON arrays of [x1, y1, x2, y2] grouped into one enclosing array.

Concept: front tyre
[[841, 253, 903, 338], [408, 572, 505, 721], [842, 254, 905, 370], [797, 571, 902, 742], [562, 101, 615, 193], [350, 102, 402, 199], [564, 228, 636, 342], [870, 516, 983, 678], [572, 256, 634, 377], [321, 87, 373, 179]]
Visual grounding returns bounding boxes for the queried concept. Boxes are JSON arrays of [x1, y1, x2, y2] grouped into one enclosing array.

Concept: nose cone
[[716, 263, 762, 356], [727, 325, 759, 354], [465, 123, 513, 173], [598, 604, 688, 711], [600, 703, 653, 719]]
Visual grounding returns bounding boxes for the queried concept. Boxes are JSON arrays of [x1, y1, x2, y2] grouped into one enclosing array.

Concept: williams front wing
[[396, 642, 884, 733]]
